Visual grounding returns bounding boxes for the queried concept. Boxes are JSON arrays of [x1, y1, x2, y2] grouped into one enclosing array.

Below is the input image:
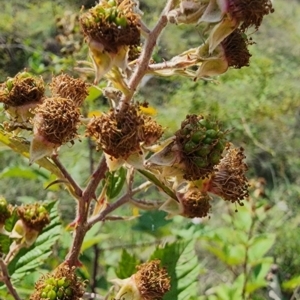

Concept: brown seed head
[[33, 97, 81, 145], [0, 72, 44, 108], [209, 146, 249, 205], [49, 74, 88, 106], [179, 189, 212, 218], [140, 114, 164, 146], [221, 29, 252, 69], [80, 0, 141, 53], [226, 0, 274, 32], [134, 260, 171, 300], [86, 105, 143, 159]]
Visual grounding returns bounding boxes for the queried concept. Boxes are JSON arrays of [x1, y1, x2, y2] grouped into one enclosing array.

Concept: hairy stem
[[118, 0, 176, 111], [65, 156, 107, 267], [0, 258, 21, 300]]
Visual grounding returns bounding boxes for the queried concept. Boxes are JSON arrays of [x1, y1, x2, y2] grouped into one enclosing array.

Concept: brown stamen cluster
[[0, 72, 44, 108], [209, 146, 249, 205], [30, 263, 85, 300], [33, 97, 80, 145], [49, 74, 88, 106], [134, 260, 171, 300], [180, 189, 212, 218], [140, 114, 164, 146], [17, 204, 50, 232], [228, 0, 274, 32], [86, 105, 162, 159], [221, 29, 252, 69], [80, 0, 141, 53]]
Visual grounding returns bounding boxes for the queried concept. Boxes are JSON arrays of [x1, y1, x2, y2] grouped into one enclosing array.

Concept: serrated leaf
[[150, 240, 201, 300], [7, 202, 61, 282], [0, 234, 10, 254], [4, 208, 18, 232], [115, 249, 141, 279]]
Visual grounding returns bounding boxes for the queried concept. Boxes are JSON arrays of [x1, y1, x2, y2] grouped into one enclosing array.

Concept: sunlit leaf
[[115, 249, 141, 279]]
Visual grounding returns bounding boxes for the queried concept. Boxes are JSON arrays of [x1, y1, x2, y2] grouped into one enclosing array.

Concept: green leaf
[[115, 249, 141, 279], [0, 167, 39, 180], [106, 167, 126, 199], [0, 234, 10, 254], [0, 209, 18, 254], [5, 208, 18, 232], [7, 202, 61, 282], [132, 210, 171, 238], [150, 240, 202, 300], [282, 275, 300, 291], [248, 234, 276, 262], [81, 223, 109, 253]]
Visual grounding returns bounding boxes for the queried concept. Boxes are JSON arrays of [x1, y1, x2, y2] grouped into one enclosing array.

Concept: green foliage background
[[0, 0, 300, 299]]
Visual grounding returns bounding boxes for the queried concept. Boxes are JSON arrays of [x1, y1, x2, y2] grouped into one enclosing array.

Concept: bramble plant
[[0, 0, 275, 299]]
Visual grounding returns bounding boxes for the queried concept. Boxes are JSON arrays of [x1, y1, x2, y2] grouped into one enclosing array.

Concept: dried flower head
[[33, 97, 80, 145], [207, 146, 249, 205], [177, 188, 212, 218], [175, 114, 227, 180], [220, 29, 252, 69], [0, 72, 44, 108], [49, 74, 88, 106], [220, 0, 275, 32], [30, 263, 85, 300], [86, 106, 154, 159], [80, 0, 141, 53], [140, 111, 164, 146], [134, 260, 171, 300], [17, 203, 50, 232]]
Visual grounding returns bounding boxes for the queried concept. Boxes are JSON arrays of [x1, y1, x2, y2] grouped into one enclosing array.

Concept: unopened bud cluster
[[176, 114, 227, 180], [147, 114, 249, 219], [30, 263, 85, 300]]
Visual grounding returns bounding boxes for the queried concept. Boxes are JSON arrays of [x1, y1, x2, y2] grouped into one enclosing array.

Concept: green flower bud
[[205, 129, 218, 138], [6, 78, 14, 91], [115, 16, 127, 27], [191, 131, 205, 143], [65, 287, 73, 296], [47, 290, 56, 300], [57, 278, 66, 287]]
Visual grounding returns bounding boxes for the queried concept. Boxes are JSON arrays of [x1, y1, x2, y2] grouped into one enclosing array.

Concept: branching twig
[[65, 156, 107, 267], [118, 0, 176, 111], [87, 192, 131, 228], [82, 156, 107, 203], [51, 155, 83, 198], [0, 258, 21, 300]]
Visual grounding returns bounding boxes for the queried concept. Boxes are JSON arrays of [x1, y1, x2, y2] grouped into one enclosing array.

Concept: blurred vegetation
[[0, 0, 300, 299]]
